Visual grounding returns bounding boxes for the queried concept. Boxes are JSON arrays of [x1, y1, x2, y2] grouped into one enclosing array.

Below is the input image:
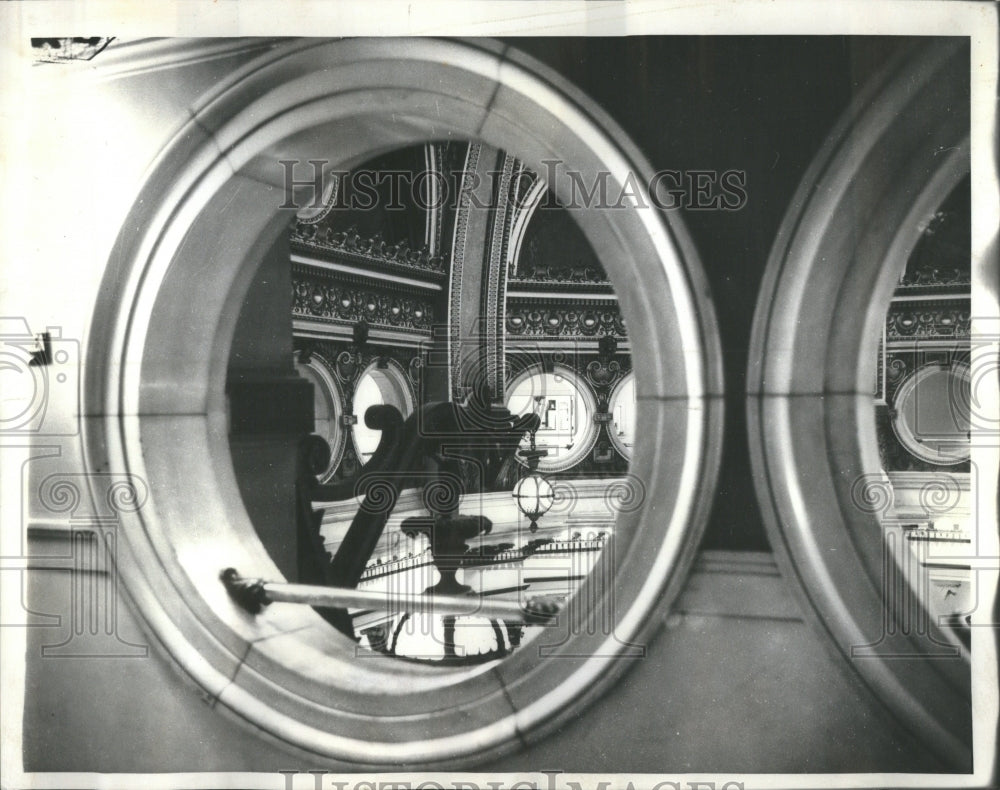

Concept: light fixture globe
[[512, 473, 555, 532]]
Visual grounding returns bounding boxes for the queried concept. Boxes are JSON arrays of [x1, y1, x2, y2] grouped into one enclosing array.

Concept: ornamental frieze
[[505, 302, 626, 338], [885, 301, 970, 341], [292, 272, 435, 332]]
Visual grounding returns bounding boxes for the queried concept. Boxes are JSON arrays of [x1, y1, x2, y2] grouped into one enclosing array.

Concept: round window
[[891, 363, 971, 465], [505, 365, 598, 472]]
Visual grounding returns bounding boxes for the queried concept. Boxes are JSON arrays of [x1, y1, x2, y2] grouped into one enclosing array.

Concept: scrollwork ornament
[[586, 358, 623, 389]]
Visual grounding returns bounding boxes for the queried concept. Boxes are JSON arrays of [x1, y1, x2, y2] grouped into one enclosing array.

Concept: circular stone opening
[[86, 37, 722, 766]]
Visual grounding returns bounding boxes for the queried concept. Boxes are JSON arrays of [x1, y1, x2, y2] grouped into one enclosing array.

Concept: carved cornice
[[896, 266, 970, 291], [291, 223, 448, 280], [509, 263, 611, 286], [292, 269, 435, 334]]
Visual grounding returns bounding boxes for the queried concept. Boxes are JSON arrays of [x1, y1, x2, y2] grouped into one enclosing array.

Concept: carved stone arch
[[746, 39, 972, 769], [446, 149, 551, 405]]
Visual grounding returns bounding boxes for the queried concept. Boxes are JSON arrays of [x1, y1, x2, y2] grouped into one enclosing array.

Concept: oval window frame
[[84, 37, 724, 767]]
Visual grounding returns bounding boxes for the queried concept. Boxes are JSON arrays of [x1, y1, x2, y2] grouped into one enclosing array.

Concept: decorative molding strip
[[506, 166, 548, 276], [296, 174, 340, 226], [885, 339, 972, 351], [506, 288, 618, 300], [897, 263, 970, 291], [890, 292, 970, 303], [485, 153, 518, 400], [504, 336, 632, 352], [357, 538, 606, 583], [448, 142, 483, 399], [509, 262, 611, 285], [290, 253, 443, 292], [424, 143, 445, 256], [294, 321, 430, 348]]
